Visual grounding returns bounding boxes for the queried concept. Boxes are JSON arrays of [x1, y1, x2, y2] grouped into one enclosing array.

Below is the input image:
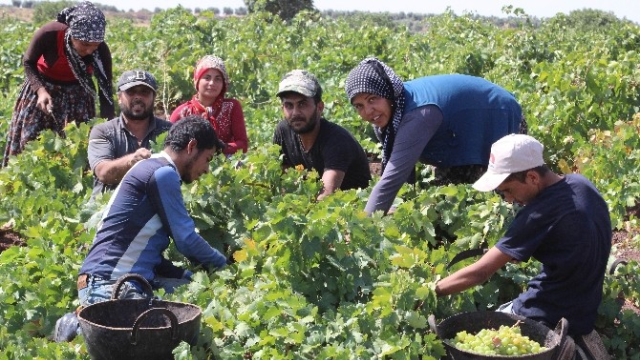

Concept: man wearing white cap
[[273, 70, 371, 200], [435, 134, 611, 356]]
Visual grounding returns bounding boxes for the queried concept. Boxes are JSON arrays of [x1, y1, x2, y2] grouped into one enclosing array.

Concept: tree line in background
[[0, 1, 639, 358], [4, 0, 630, 34]]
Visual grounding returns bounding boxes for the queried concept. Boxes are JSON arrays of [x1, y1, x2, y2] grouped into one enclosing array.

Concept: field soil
[[611, 215, 640, 315], [0, 221, 26, 253]]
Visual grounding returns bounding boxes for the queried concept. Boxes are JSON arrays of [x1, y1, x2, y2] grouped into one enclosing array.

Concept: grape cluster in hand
[[448, 324, 547, 356]]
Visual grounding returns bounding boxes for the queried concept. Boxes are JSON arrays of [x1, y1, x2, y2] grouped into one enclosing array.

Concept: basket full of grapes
[[428, 312, 568, 359]]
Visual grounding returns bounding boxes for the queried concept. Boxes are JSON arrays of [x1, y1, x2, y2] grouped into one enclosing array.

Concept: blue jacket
[[80, 153, 227, 281]]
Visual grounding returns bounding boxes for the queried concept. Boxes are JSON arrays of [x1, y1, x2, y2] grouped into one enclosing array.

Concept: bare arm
[[435, 247, 512, 296], [317, 169, 346, 200], [94, 147, 152, 185]]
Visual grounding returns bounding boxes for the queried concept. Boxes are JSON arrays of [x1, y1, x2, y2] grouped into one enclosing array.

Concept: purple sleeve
[[151, 166, 227, 269], [365, 106, 443, 214]]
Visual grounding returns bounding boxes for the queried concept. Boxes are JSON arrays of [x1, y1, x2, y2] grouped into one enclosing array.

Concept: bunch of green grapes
[[448, 324, 547, 356]]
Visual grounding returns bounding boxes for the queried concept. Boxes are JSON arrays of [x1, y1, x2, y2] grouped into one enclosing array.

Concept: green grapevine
[[0, 6, 639, 360], [449, 324, 547, 356]]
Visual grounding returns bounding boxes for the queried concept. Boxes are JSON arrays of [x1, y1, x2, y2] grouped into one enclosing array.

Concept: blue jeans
[[78, 275, 191, 307]]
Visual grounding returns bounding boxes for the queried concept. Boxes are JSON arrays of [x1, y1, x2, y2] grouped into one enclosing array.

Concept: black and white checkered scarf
[[345, 58, 405, 173], [58, 1, 112, 106]]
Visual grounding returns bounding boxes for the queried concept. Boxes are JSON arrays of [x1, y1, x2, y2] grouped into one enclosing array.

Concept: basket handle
[[554, 317, 569, 343], [554, 318, 576, 360], [111, 273, 154, 300], [428, 314, 445, 340], [130, 308, 179, 345]]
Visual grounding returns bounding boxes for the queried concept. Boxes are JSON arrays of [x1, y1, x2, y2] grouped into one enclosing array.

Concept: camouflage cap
[[277, 70, 322, 98]]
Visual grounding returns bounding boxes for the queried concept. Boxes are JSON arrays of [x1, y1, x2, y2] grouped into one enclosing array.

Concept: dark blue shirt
[[497, 174, 612, 335], [80, 152, 227, 281]]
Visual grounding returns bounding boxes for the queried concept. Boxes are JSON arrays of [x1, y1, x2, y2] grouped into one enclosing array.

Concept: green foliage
[[0, 19, 34, 94], [564, 116, 640, 229], [0, 123, 93, 225], [598, 260, 640, 359], [1, 7, 640, 359], [32, 1, 76, 25], [244, 0, 315, 21], [550, 9, 628, 32]]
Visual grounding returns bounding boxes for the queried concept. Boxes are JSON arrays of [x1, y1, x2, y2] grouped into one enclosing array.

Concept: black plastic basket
[[77, 274, 202, 360], [428, 312, 568, 360]]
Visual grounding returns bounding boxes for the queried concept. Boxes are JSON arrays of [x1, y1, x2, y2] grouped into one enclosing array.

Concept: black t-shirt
[[497, 174, 612, 335], [273, 118, 371, 190]]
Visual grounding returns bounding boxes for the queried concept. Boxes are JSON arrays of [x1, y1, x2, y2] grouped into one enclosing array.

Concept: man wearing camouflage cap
[[88, 69, 172, 199], [273, 70, 371, 199]]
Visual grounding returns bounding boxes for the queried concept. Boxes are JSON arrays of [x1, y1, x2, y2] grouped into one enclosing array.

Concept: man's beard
[[181, 164, 194, 184], [121, 101, 154, 121], [290, 108, 319, 134], [180, 153, 198, 184]]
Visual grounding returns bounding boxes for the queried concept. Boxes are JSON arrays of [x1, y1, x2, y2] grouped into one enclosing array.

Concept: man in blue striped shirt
[[78, 115, 228, 306]]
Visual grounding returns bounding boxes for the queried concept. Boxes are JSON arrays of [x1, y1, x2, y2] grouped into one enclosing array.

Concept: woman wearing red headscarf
[[170, 55, 248, 155]]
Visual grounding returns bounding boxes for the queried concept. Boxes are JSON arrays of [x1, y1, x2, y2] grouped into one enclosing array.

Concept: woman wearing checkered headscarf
[[170, 55, 249, 155], [3, 1, 114, 167], [345, 57, 526, 215]]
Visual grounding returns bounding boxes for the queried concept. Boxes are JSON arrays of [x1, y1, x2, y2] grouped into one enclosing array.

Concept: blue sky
[[3, 0, 639, 23]]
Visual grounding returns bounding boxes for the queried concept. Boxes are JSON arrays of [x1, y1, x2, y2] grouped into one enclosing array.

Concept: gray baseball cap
[[117, 70, 157, 92], [277, 70, 322, 98]]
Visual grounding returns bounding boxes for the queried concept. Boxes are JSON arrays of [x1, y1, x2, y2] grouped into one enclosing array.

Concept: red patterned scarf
[[177, 95, 233, 142]]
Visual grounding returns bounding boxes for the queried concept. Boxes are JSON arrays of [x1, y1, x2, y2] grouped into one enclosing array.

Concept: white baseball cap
[[472, 134, 545, 192]]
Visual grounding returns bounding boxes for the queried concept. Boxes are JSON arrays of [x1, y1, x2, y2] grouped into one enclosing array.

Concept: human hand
[[128, 148, 152, 167], [36, 88, 53, 113]]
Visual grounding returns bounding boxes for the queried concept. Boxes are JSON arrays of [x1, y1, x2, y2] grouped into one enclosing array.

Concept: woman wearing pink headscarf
[[170, 55, 248, 155]]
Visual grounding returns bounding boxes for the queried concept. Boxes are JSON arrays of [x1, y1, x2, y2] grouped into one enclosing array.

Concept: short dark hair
[[278, 90, 323, 105], [164, 115, 223, 152], [504, 165, 550, 183]]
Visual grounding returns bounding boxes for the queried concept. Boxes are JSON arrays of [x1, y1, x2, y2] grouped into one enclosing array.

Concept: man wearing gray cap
[[87, 69, 172, 199], [273, 70, 371, 200], [435, 134, 611, 358]]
